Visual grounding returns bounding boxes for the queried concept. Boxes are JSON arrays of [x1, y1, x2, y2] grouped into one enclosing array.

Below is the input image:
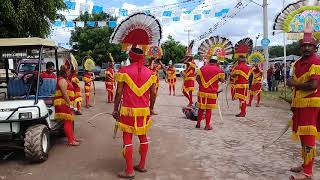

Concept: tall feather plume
[[110, 12, 162, 49], [234, 37, 253, 58], [198, 35, 234, 61], [273, 0, 320, 34]]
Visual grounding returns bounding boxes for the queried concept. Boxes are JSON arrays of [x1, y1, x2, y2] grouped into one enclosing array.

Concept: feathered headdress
[[70, 53, 78, 71], [198, 36, 234, 62], [248, 51, 265, 65], [83, 56, 96, 72], [186, 40, 195, 56], [273, 0, 320, 34], [234, 37, 253, 59], [110, 12, 162, 52]]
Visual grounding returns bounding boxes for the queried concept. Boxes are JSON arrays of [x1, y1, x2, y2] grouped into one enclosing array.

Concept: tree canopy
[[70, 12, 127, 66], [0, 0, 66, 38], [269, 42, 301, 58], [161, 35, 187, 65]]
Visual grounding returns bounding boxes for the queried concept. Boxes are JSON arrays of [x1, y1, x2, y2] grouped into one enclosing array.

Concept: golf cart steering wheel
[[22, 73, 43, 86]]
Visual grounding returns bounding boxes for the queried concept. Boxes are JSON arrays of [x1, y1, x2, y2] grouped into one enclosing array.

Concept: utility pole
[[184, 29, 193, 45], [262, 0, 269, 87], [283, 0, 287, 98]]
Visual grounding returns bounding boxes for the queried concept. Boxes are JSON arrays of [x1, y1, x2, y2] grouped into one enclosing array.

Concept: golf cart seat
[[7, 79, 28, 97], [25, 79, 56, 105]]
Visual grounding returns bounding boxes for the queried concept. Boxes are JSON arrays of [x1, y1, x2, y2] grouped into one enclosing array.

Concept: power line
[[196, 0, 252, 41]]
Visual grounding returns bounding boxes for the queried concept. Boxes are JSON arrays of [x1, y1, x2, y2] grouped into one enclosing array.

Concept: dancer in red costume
[[54, 65, 80, 146], [166, 61, 176, 96], [105, 62, 115, 103], [287, 32, 320, 180], [148, 58, 164, 94], [83, 70, 94, 108], [70, 68, 82, 115], [109, 12, 162, 179], [196, 58, 225, 130], [232, 56, 251, 117], [113, 48, 157, 178], [247, 64, 262, 107], [182, 56, 196, 107], [232, 38, 253, 117]]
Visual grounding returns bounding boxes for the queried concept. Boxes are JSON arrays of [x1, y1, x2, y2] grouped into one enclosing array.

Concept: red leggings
[[122, 132, 148, 174], [64, 120, 75, 143], [169, 85, 175, 95], [248, 93, 261, 105], [197, 109, 212, 128], [107, 90, 113, 102], [183, 91, 193, 105], [300, 135, 316, 176]]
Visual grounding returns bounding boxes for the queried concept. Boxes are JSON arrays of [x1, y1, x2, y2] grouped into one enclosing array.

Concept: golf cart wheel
[[24, 124, 50, 163]]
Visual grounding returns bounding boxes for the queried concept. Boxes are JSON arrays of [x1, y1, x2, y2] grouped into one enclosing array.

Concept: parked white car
[[174, 63, 186, 77]]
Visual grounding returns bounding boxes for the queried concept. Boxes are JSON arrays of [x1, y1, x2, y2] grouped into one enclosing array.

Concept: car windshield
[[19, 63, 36, 73]]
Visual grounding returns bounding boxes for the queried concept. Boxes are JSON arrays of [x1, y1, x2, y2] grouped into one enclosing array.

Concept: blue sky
[[51, 0, 299, 49]]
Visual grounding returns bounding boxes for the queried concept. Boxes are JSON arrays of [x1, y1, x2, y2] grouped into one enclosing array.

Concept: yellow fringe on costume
[[198, 71, 225, 89], [234, 93, 248, 101], [118, 106, 152, 135], [54, 90, 75, 97], [234, 84, 249, 89], [197, 103, 217, 110], [184, 77, 195, 81], [53, 99, 73, 106], [116, 73, 157, 97], [250, 90, 262, 96], [302, 146, 317, 165], [55, 113, 74, 121], [120, 107, 150, 117], [290, 120, 320, 141], [183, 87, 195, 93], [198, 92, 217, 99], [291, 97, 320, 108]]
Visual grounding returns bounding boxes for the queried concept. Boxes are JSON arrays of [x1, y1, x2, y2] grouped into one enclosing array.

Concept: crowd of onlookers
[[267, 62, 293, 92]]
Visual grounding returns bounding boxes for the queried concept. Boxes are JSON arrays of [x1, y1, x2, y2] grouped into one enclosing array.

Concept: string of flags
[[56, 0, 230, 29]]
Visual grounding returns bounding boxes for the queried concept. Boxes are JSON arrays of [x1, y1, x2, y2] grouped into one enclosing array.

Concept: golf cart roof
[[0, 38, 56, 48]]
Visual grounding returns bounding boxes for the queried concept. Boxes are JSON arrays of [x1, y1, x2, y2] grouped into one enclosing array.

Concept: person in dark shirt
[[267, 65, 274, 91], [273, 64, 282, 91]]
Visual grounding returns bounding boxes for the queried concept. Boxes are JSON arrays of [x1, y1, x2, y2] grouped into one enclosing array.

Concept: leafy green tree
[[0, 0, 66, 38], [161, 35, 186, 64], [269, 42, 301, 58], [70, 12, 127, 65]]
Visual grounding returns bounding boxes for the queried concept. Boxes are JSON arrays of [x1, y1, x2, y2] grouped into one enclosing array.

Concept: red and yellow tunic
[[54, 77, 74, 121], [166, 66, 176, 85], [116, 62, 157, 135], [183, 61, 196, 93], [149, 63, 162, 89], [250, 67, 263, 96], [70, 75, 82, 106], [83, 72, 93, 97], [232, 62, 251, 101], [291, 54, 320, 140], [197, 64, 225, 110], [105, 67, 115, 92]]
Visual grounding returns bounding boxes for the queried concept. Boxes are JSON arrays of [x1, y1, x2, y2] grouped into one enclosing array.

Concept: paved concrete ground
[[0, 78, 319, 180]]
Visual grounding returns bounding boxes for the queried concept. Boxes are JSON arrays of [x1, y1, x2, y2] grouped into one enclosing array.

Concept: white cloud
[[51, 0, 301, 50]]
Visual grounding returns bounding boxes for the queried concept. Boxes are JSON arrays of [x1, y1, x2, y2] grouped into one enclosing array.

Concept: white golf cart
[[0, 38, 65, 163]]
